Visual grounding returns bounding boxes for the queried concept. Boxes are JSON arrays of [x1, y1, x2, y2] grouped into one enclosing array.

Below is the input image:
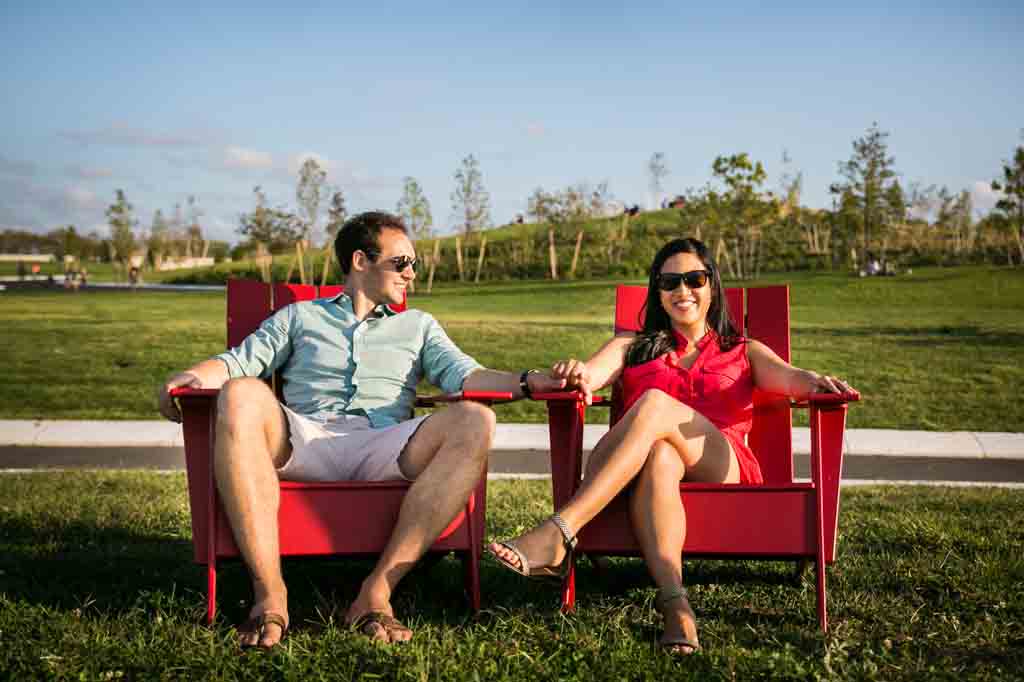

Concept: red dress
[[619, 330, 764, 484]]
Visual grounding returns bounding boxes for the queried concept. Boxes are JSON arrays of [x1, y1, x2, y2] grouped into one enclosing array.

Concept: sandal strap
[[258, 612, 288, 632], [656, 585, 690, 609], [499, 541, 532, 575], [549, 513, 578, 550]]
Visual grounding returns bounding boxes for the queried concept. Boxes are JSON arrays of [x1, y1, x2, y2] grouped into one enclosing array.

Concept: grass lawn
[[3, 265, 1023, 431], [1, 472, 1021, 680]]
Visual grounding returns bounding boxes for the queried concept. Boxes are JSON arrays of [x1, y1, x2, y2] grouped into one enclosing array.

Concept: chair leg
[[206, 559, 217, 625], [561, 560, 577, 613], [816, 553, 828, 632], [464, 549, 481, 613]]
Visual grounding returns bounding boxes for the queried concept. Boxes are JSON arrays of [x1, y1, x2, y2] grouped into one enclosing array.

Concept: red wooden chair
[[173, 279, 510, 624], [535, 284, 859, 631]]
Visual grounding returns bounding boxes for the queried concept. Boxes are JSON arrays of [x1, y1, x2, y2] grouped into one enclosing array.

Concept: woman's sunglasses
[[657, 270, 709, 291]]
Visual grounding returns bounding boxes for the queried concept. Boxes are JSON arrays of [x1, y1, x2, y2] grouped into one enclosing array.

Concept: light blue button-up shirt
[[215, 293, 482, 427]]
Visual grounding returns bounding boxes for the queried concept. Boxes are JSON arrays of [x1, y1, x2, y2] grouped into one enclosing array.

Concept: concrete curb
[[2, 420, 1022, 459]]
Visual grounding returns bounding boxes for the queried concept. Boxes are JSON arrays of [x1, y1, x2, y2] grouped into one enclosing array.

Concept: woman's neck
[[672, 323, 706, 348]]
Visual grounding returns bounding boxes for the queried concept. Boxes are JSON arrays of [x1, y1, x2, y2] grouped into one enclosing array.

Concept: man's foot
[[487, 514, 576, 579], [656, 586, 700, 655], [344, 580, 412, 644], [238, 596, 289, 650]]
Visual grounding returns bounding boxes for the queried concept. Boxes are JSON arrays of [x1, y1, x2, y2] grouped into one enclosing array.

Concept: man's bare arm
[[461, 368, 567, 400], [157, 358, 231, 422]]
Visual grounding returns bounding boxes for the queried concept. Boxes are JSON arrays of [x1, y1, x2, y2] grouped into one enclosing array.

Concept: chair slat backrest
[[611, 283, 793, 483], [226, 279, 273, 348], [745, 285, 792, 483], [226, 280, 409, 351]]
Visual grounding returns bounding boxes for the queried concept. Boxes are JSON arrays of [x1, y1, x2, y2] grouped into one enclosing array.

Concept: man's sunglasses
[[657, 270, 710, 291], [365, 251, 418, 273]]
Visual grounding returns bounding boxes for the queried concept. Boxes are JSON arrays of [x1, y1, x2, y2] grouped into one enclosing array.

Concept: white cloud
[[0, 154, 37, 176], [65, 164, 114, 180], [970, 180, 1002, 213], [65, 186, 102, 210], [58, 121, 212, 148], [222, 146, 274, 170]]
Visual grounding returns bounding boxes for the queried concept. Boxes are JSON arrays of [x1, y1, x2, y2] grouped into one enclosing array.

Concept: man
[[157, 211, 565, 648]]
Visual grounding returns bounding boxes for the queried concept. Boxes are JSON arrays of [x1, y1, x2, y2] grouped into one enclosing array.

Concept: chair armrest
[[532, 391, 609, 406], [792, 389, 861, 409], [170, 387, 221, 399], [415, 391, 514, 407]]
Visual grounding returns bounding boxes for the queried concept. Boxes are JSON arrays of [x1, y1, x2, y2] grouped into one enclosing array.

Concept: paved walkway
[[2, 420, 1023, 484]]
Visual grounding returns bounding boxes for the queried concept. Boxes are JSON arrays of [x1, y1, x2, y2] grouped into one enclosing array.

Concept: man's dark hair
[[334, 211, 410, 275], [625, 237, 742, 366]]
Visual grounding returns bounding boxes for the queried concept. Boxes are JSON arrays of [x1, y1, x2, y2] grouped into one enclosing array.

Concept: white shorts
[[276, 406, 429, 483]]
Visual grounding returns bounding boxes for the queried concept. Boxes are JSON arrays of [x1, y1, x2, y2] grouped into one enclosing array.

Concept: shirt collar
[[328, 291, 396, 319], [671, 328, 717, 352]]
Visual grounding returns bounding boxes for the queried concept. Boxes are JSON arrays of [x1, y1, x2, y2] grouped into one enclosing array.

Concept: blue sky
[[2, 1, 1021, 243]]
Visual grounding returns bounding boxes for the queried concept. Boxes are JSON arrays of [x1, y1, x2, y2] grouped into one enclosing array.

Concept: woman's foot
[[656, 586, 700, 655], [487, 514, 577, 578]]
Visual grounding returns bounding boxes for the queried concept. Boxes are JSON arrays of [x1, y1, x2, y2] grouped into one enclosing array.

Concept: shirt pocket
[[699, 363, 746, 411]]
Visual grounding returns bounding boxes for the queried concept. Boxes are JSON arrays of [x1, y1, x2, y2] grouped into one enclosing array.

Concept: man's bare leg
[[489, 388, 738, 572], [213, 378, 292, 648], [345, 400, 495, 642], [629, 441, 699, 652]]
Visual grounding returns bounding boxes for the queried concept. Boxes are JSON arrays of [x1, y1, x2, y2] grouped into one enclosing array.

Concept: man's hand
[[158, 372, 202, 423], [548, 358, 594, 405]]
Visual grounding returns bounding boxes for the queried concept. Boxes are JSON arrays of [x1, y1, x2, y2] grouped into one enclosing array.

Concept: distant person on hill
[[157, 211, 567, 650], [489, 237, 856, 655]]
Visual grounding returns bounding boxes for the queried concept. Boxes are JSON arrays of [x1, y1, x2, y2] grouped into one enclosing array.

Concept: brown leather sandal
[[238, 612, 289, 651], [656, 586, 700, 655], [350, 611, 413, 644]]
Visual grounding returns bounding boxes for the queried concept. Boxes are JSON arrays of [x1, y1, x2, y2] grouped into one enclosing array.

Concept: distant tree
[[238, 186, 302, 253], [451, 154, 490, 235], [296, 158, 327, 244], [185, 195, 204, 256], [396, 176, 433, 239], [709, 153, 773, 278], [647, 152, 670, 208], [106, 189, 138, 266], [148, 209, 169, 268], [837, 122, 898, 267], [882, 180, 907, 258], [991, 139, 1024, 264], [324, 188, 348, 242]]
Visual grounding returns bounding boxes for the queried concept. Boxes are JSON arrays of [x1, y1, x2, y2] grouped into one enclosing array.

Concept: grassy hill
[[3, 265, 1023, 430]]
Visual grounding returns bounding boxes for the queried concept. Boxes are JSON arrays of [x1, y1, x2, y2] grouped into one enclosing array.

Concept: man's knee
[[216, 378, 277, 434], [447, 401, 496, 451]]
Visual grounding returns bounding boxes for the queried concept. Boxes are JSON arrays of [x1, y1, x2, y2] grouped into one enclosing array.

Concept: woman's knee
[[638, 441, 685, 484]]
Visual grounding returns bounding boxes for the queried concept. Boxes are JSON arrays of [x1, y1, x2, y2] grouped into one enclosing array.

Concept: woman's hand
[[551, 358, 594, 404], [803, 370, 853, 396]]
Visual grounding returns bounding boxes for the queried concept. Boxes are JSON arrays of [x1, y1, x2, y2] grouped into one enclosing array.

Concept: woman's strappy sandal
[[656, 586, 700, 655], [489, 513, 577, 580]]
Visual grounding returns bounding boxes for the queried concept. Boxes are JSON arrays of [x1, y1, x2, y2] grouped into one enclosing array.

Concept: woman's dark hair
[[625, 237, 742, 366], [334, 211, 409, 275]]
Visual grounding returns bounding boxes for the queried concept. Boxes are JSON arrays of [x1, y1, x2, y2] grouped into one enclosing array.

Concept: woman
[[488, 237, 854, 655]]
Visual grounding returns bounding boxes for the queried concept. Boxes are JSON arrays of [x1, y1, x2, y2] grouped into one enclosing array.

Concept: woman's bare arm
[[747, 339, 852, 399], [550, 333, 634, 404]]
